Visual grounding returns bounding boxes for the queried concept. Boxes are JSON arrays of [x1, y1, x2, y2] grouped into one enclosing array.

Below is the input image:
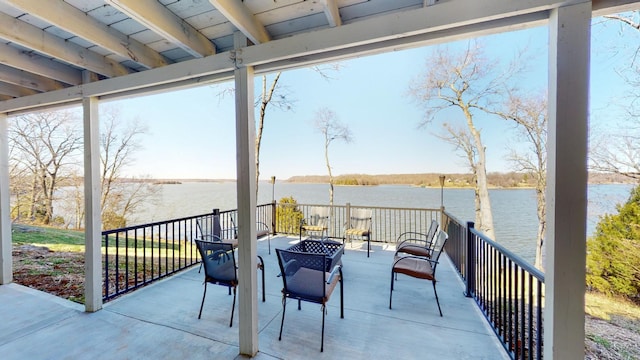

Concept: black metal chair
[[230, 214, 272, 254], [276, 248, 343, 352], [195, 240, 265, 326], [299, 206, 330, 241], [395, 219, 440, 258], [196, 215, 238, 247], [390, 230, 448, 316], [343, 208, 372, 257]]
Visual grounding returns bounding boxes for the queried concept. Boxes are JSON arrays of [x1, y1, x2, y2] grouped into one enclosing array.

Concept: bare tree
[[313, 107, 353, 205], [219, 65, 341, 198], [99, 107, 155, 230], [255, 72, 294, 197], [9, 110, 82, 225], [409, 41, 524, 239], [437, 123, 483, 215], [590, 12, 640, 180], [494, 92, 548, 270]]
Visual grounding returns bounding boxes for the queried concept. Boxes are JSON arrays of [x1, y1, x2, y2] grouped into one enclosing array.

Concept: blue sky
[[106, 15, 638, 180]]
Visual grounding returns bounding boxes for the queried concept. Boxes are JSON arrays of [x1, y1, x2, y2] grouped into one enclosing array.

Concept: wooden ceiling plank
[[208, 0, 271, 44], [0, 42, 82, 85], [106, 0, 216, 58], [0, 81, 39, 97], [4, 0, 171, 70], [0, 63, 66, 91], [0, 12, 130, 78]]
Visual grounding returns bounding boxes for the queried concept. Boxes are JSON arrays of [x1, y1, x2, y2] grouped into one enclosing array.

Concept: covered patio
[[0, 236, 507, 359], [2, 1, 640, 358]]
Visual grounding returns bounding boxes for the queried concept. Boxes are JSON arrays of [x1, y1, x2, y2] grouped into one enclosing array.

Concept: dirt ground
[[11, 245, 640, 359]]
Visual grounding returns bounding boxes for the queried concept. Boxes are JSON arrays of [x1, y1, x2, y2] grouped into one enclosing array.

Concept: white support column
[[83, 96, 102, 312], [234, 32, 259, 356], [545, 2, 591, 359], [0, 112, 11, 285]]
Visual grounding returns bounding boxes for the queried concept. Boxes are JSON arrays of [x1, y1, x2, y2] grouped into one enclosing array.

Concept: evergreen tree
[[587, 184, 640, 301]]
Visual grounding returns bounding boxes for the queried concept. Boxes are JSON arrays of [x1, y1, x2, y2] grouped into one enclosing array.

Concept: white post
[[545, 3, 590, 359], [234, 32, 259, 356], [83, 96, 102, 312], [0, 112, 11, 285]]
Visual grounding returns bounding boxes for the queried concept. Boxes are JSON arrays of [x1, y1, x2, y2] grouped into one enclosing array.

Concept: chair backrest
[[197, 215, 223, 238], [348, 208, 372, 230], [308, 206, 330, 227], [195, 240, 237, 283], [276, 248, 328, 301], [426, 219, 440, 246], [430, 231, 449, 271]]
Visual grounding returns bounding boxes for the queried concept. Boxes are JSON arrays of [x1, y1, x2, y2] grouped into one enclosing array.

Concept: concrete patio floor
[[0, 236, 508, 359]]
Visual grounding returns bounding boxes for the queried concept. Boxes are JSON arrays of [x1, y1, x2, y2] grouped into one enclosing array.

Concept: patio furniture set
[[193, 210, 447, 351]]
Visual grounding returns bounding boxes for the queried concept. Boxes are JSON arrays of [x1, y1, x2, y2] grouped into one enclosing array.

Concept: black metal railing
[[276, 202, 440, 243], [101, 204, 274, 302], [443, 211, 545, 360]]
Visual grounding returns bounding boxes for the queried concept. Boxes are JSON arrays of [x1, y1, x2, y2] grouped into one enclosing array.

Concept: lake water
[[130, 181, 634, 264]]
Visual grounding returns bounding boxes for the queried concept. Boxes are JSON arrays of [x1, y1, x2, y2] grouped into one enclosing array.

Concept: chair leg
[[258, 255, 265, 302], [389, 270, 394, 309], [367, 234, 370, 257], [339, 268, 344, 319], [268, 235, 271, 255], [230, 286, 237, 327], [279, 296, 287, 341], [321, 304, 326, 352], [432, 280, 442, 316], [198, 282, 208, 319]]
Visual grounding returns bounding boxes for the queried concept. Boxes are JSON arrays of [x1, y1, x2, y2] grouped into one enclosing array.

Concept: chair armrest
[[396, 231, 429, 242], [282, 258, 300, 276], [256, 221, 270, 231], [326, 264, 342, 284], [220, 227, 237, 239], [393, 255, 439, 267], [197, 234, 224, 242]]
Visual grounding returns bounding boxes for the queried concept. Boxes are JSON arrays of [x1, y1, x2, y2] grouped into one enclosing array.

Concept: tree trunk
[[325, 137, 334, 206], [463, 107, 495, 239], [534, 172, 546, 270]]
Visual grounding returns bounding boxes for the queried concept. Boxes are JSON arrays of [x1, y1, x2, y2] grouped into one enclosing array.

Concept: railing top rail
[[469, 227, 545, 282], [291, 203, 441, 212], [443, 210, 465, 226], [102, 211, 213, 235], [101, 203, 273, 235]]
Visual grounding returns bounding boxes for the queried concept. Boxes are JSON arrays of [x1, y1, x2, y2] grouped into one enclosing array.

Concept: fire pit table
[[285, 238, 344, 272]]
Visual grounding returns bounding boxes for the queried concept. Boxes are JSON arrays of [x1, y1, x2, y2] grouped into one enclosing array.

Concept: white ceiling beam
[[0, 81, 38, 97], [0, 12, 130, 78], [0, 63, 66, 91], [0, 49, 236, 113], [238, 0, 579, 67], [322, 0, 342, 27], [208, 0, 270, 44], [593, 0, 640, 15], [106, 0, 216, 58], [4, 0, 171, 70], [257, 12, 548, 74], [0, 0, 615, 114], [0, 43, 82, 85]]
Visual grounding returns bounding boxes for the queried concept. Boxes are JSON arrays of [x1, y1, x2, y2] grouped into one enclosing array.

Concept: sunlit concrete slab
[[0, 236, 508, 359]]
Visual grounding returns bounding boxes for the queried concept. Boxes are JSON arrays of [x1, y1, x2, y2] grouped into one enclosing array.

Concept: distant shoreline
[[126, 172, 635, 189]]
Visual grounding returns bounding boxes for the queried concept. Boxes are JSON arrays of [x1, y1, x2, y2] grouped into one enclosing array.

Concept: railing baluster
[[443, 211, 545, 359]]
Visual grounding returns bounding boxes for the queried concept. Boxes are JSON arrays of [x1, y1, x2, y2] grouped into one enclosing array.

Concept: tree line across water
[[287, 172, 634, 188]]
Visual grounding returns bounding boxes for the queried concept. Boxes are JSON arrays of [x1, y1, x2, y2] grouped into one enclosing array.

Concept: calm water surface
[[130, 182, 633, 264]]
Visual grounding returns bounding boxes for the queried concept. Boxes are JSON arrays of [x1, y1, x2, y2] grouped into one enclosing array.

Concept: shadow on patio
[[0, 236, 507, 359]]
